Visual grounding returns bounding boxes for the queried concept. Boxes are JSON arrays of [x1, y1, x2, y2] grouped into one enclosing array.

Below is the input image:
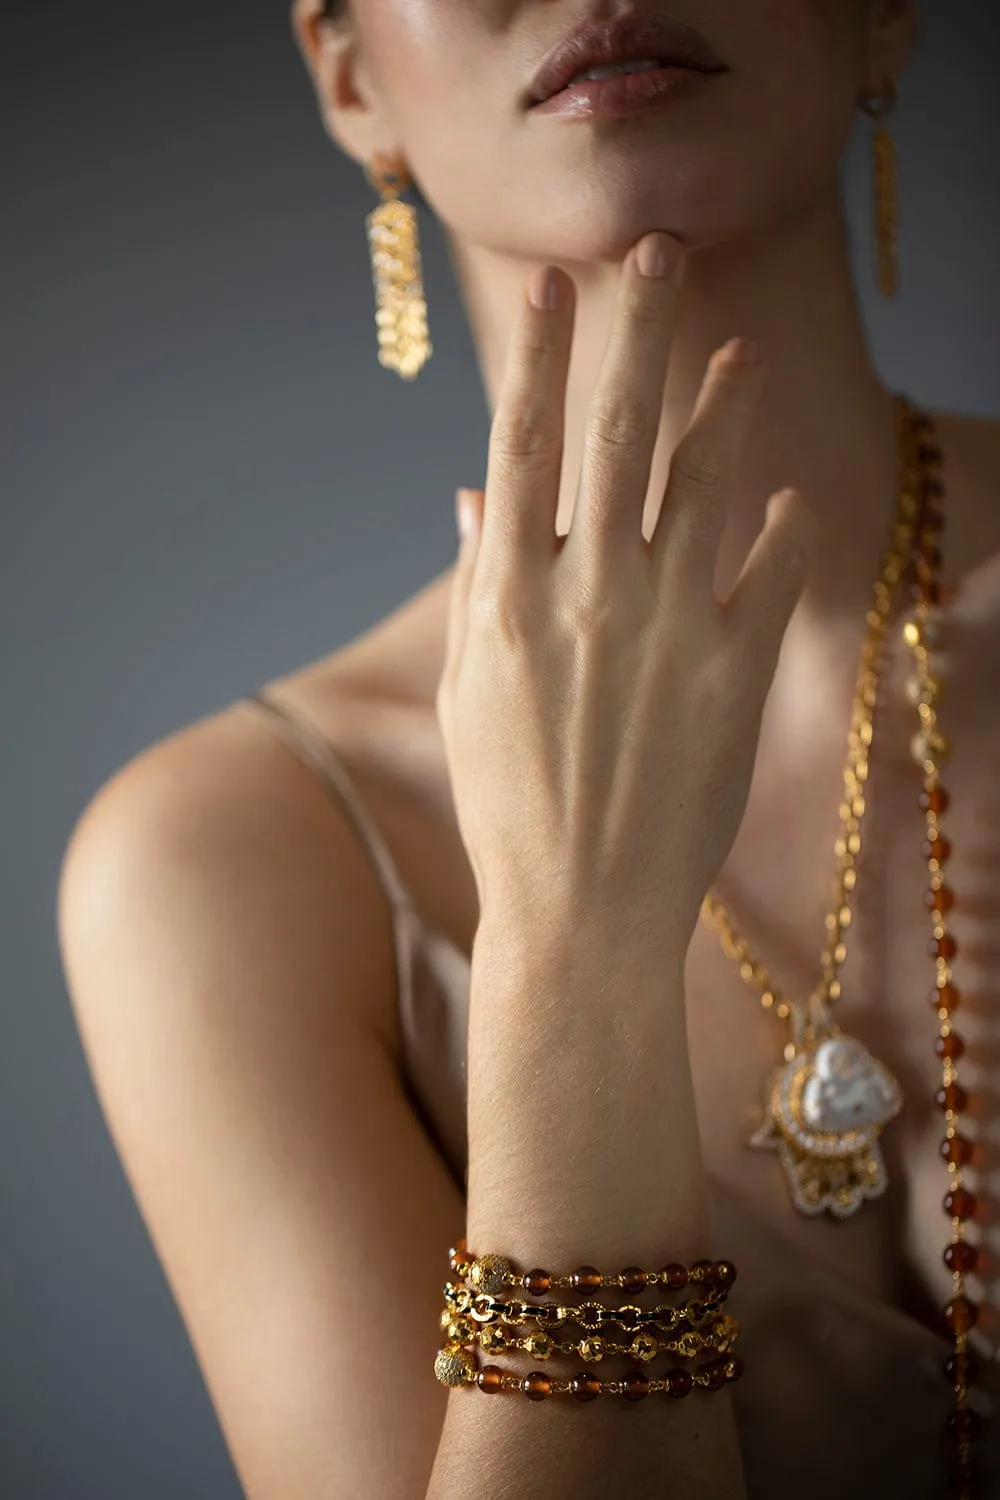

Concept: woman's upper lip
[[527, 11, 728, 107]]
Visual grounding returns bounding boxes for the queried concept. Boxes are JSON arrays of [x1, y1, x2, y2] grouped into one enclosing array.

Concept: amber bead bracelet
[[436, 1243, 743, 1399], [447, 1239, 737, 1297]]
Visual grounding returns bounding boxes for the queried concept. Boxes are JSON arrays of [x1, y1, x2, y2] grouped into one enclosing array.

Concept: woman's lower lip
[[530, 66, 722, 120]]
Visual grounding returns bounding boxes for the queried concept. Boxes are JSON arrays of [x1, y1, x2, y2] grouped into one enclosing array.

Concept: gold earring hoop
[[363, 153, 433, 380], [861, 80, 899, 300]]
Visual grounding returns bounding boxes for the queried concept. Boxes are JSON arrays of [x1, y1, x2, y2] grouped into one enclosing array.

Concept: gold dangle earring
[[364, 152, 433, 380], [862, 80, 899, 300]]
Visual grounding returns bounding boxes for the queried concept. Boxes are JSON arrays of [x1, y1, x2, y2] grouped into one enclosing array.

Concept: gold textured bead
[[631, 1334, 659, 1363], [434, 1346, 476, 1387], [578, 1336, 606, 1363], [468, 1254, 513, 1296], [902, 619, 921, 649], [713, 1315, 740, 1353], [478, 1325, 508, 1352], [524, 1331, 555, 1359]]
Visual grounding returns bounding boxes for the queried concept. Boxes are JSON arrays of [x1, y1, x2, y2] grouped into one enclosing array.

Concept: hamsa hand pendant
[[750, 1031, 903, 1219]]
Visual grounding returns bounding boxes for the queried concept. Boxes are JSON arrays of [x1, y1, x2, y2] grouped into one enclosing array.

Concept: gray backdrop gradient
[[3, 1, 998, 1494]]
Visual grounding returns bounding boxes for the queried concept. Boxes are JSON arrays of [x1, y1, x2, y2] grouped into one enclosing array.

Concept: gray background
[[3, 1, 998, 1494]]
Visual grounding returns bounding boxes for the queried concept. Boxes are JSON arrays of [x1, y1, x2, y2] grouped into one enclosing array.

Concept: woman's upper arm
[[57, 712, 465, 1500]]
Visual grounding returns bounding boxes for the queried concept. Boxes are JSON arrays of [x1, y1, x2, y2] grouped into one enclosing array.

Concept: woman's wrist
[[464, 917, 709, 1264]]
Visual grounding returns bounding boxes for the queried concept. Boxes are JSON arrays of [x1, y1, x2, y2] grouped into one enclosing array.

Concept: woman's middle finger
[[565, 230, 682, 564]]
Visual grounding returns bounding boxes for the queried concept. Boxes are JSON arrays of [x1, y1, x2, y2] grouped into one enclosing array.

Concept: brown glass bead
[[932, 935, 959, 960], [947, 1407, 982, 1442], [941, 1135, 974, 1167], [934, 984, 961, 1013], [946, 1297, 979, 1333], [936, 1033, 966, 1062], [477, 1366, 504, 1394], [666, 1368, 694, 1399], [945, 1188, 977, 1221], [913, 579, 942, 606], [926, 885, 956, 913], [725, 1354, 745, 1383], [661, 1263, 689, 1291], [621, 1266, 648, 1294], [523, 1372, 552, 1401], [946, 1350, 981, 1387], [714, 1260, 737, 1291], [936, 1083, 969, 1114], [920, 786, 951, 815], [944, 1241, 980, 1275], [449, 1243, 473, 1274], [622, 1373, 651, 1401], [571, 1372, 602, 1402], [572, 1266, 603, 1292], [523, 1269, 551, 1296], [699, 1358, 729, 1391], [924, 836, 953, 864]]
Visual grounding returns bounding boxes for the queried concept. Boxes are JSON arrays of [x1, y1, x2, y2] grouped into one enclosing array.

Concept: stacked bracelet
[[434, 1240, 744, 1401]]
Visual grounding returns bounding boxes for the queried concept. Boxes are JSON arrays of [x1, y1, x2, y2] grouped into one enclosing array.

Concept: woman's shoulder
[[58, 660, 408, 1047]]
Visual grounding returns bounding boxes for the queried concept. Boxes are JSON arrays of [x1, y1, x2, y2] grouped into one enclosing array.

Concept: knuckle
[[669, 442, 726, 500], [470, 580, 536, 645], [587, 398, 656, 455], [490, 405, 560, 464]]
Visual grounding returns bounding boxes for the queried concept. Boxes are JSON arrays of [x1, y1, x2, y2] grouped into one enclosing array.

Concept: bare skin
[[262, 397, 1000, 1325], [58, 1, 1000, 1496]]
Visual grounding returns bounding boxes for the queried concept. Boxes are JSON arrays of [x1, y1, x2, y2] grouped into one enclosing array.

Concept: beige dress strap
[[241, 688, 419, 977]]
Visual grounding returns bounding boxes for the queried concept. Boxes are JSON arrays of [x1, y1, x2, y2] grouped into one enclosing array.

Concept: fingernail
[[528, 266, 564, 310], [455, 488, 479, 540], [635, 231, 678, 279], [721, 336, 760, 366]]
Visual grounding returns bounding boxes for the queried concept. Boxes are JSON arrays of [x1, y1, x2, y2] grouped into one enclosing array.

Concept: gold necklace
[[700, 394, 925, 1219]]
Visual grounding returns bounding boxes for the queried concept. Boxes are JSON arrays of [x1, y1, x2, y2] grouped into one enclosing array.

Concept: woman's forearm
[[424, 912, 747, 1500]]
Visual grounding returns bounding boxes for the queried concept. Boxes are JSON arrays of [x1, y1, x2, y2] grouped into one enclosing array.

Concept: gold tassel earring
[[862, 80, 899, 300], [364, 153, 432, 380]]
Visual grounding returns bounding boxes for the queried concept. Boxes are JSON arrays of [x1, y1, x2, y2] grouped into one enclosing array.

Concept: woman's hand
[[436, 230, 816, 958]]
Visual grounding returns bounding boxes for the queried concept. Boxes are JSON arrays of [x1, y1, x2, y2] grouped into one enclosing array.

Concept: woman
[[57, 2, 1000, 1497]]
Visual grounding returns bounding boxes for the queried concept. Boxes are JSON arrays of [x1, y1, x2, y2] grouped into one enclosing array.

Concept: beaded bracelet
[[448, 1240, 737, 1297], [444, 1284, 730, 1333], [436, 1243, 744, 1400], [434, 1349, 746, 1399], [441, 1309, 741, 1364]]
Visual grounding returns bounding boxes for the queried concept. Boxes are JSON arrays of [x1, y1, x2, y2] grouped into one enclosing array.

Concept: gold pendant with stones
[[750, 1006, 903, 1219]]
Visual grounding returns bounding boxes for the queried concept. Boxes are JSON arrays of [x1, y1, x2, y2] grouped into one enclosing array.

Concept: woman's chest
[[682, 609, 1000, 1351]]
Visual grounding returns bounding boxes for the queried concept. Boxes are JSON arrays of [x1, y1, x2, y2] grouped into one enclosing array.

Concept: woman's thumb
[[455, 486, 483, 545], [441, 488, 484, 698]]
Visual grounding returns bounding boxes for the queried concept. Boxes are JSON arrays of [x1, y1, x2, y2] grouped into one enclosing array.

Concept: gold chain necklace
[[699, 394, 925, 1219]]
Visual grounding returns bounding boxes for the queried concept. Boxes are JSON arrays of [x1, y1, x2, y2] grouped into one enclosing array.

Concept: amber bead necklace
[[701, 397, 984, 1495]]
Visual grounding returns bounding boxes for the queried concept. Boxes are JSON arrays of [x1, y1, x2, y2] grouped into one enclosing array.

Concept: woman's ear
[[288, 0, 399, 169], [865, 0, 920, 91]]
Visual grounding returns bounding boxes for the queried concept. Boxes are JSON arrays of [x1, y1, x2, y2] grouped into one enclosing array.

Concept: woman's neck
[[448, 184, 901, 626]]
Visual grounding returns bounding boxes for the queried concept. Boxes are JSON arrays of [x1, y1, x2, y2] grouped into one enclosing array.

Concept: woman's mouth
[[530, 60, 723, 122]]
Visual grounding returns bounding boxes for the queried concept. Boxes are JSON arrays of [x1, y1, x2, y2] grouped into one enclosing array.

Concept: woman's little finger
[[723, 486, 818, 673]]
